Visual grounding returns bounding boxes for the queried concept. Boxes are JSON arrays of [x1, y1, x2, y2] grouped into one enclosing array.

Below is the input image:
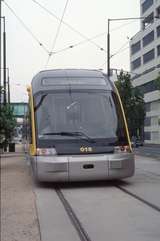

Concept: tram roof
[[31, 69, 114, 95]]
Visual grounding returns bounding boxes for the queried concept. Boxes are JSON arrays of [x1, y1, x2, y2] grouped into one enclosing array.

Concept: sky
[[1, 0, 140, 102]]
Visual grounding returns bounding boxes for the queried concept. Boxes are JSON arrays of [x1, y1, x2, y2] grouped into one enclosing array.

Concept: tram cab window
[[34, 90, 128, 144]]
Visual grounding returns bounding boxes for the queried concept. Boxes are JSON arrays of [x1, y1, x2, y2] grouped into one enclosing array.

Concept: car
[[135, 138, 143, 147], [13, 136, 22, 144], [131, 137, 143, 148]]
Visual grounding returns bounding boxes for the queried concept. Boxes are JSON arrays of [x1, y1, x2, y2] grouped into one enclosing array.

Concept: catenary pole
[[2, 16, 6, 104], [107, 17, 149, 78], [0, 0, 2, 101]]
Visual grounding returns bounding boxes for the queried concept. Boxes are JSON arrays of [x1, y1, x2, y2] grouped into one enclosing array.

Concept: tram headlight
[[114, 145, 130, 153], [36, 148, 57, 156]]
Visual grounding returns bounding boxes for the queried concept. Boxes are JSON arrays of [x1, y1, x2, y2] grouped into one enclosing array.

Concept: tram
[[25, 69, 134, 182]]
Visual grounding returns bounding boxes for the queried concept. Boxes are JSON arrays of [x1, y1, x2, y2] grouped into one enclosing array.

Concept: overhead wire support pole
[[0, 0, 4, 104], [107, 17, 147, 78], [107, 19, 110, 77], [1, 16, 6, 105], [0, 0, 1, 93], [107, 17, 144, 78], [107, 16, 160, 78], [7, 67, 10, 103]]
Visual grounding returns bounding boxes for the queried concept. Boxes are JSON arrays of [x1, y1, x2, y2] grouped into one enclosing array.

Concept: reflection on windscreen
[[35, 91, 119, 140]]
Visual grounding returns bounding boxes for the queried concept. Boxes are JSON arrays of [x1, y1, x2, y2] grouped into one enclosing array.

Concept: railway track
[[35, 164, 160, 241], [115, 184, 160, 212], [55, 188, 92, 241], [54, 176, 160, 241], [136, 168, 160, 179]]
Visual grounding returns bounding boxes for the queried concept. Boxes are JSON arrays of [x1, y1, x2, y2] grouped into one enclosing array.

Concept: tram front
[[31, 69, 134, 182]]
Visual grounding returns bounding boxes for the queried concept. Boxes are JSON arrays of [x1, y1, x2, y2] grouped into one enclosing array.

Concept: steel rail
[[136, 168, 160, 179], [116, 185, 160, 212], [55, 187, 92, 241]]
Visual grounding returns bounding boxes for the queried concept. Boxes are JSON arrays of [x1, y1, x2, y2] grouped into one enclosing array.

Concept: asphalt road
[[34, 155, 160, 241]]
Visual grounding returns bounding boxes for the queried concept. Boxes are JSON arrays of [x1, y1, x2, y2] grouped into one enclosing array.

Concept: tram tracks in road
[[55, 187, 92, 241], [136, 168, 160, 179], [115, 183, 160, 212], [114, 167, 160, 213], [35, 181, 160, 241], [55, 179, 160, 241], [55, 180, 160, 237]]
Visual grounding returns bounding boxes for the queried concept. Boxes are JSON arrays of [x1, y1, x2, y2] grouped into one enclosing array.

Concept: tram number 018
[[80, 147, 93, 152]]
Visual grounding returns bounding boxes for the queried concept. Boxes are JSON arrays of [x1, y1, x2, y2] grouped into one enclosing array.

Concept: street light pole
[[0, 67, 10, 103], [0, 0, 4, 104], [107, 19, 110, 77], [7, 67, 10, 103], [107, 17, 152, 78], [0, 1, 2, 101], [0, 16, 7, 104], [0, 0, 2, 90], [2, 16, 6, 104]]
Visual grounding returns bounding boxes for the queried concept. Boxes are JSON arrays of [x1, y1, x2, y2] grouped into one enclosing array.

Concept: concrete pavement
[[1, 145, 40, 241]]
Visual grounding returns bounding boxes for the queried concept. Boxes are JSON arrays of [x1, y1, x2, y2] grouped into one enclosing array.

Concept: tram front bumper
[[108, 153, 135, 179], [31, 153, 134, 182], [32, 156, 69, 182]]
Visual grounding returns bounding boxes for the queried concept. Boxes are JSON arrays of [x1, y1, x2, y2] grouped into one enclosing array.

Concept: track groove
[[136, 168, 160, 179], [116, 185, 160, 212], [55, 188, 92, 241]]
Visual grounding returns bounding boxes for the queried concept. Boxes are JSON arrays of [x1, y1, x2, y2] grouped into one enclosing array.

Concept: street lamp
[[6, 67, 10, 103], [0, 67, 10, 104], [0, 0, 4, 90], [0, 15, 7, 104], [107, 16, 160, 77]]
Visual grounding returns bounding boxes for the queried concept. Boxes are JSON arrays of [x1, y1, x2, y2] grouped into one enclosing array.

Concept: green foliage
[[116, 71, 145, 138], [0, 104, 16, 144], [154, 74, 160, 90]]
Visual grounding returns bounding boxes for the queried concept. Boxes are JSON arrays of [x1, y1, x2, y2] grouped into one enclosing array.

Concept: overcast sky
[[2, 0, 140, 102]]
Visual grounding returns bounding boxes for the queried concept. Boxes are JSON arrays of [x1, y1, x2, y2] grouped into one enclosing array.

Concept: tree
[[115, 71, 145, 138], [0, 87, 16, 148], [154, 73, 160, 90]]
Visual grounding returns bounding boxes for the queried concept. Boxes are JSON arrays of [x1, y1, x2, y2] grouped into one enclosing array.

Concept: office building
[[130, 0, 160, 144]]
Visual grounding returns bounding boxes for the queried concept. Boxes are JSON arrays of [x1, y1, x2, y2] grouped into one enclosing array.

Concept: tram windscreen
[[34, 90, 128, 144]]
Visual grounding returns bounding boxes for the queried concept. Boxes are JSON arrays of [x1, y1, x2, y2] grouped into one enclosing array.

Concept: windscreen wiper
[[43, 131, 96, 143], [34, 94, 47, 112]]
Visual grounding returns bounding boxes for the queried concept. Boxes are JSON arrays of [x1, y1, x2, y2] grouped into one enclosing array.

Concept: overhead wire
[[31, 0, 138, 57], [45, 0, 70, 67], [44, 22, 135, 57], [3, 0, 139, 69], [3, 0, 49, 54], [48, 19, 137, 56], [31, 0, 106, 53], [110, 40, 130, 58], [99, 47, 129, 68], [110, 19, 138, 32], [99, 40, 130, 68], [49, 31, 107, 56]]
